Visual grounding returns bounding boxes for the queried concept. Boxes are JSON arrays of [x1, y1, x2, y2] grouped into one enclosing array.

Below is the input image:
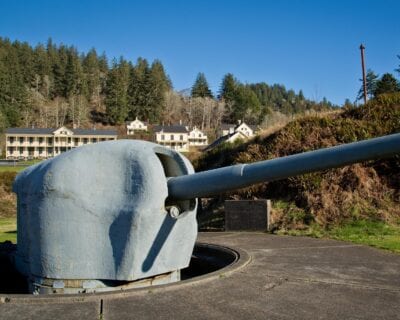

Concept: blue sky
[[1, 0, 399, 105]]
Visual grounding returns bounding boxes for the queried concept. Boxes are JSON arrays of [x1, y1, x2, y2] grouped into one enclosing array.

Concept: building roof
[[125, 119, 148, 125], [6, 128, 54, 135], [153, 125, 188, 133], [220, 123, 236, 130], [204, 131, 248, 152], [220, 122, 259, 132], [72, 128, 117, 136], [6, 127, 118, 136]]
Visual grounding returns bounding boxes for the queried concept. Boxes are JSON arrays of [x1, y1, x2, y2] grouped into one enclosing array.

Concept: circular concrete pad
[[1, 233, 400, 319]]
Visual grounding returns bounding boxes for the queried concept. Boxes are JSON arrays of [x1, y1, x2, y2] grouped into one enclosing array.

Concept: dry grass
[[196, 98, 400, 230]]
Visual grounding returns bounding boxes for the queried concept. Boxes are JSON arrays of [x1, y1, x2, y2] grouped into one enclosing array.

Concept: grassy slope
[[0, 218, 16, 243], [196, 95, 400, 252]]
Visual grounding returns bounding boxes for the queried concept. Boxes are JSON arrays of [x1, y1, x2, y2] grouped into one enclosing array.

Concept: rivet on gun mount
[[12, 133, 400, 294]]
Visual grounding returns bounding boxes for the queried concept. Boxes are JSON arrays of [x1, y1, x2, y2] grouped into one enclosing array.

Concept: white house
[[204, 131, 248, 151], [5, 126, 118, 159], [153, 125, 189, 152], [188, 126, 208, 147], [206, 121, 258, 152], [220, 121, 258, 138], [126, 117, 148, 135]]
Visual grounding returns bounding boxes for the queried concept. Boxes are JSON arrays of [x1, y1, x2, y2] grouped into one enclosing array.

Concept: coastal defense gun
[[13, 133, 400, 294]]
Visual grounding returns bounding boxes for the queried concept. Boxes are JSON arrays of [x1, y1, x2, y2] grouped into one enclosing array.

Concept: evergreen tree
[[357, 69, 379, 101], [146, 60, 171, 122], [298, 90, 305, 100], [105, 58, 130, 124], [82, 48, 101, 101], [191, 73, 213, 98], [14, 41, 35, 86], [343, 99, 354, 108], [128, 57, 149, 119], [231, 85, 260, 123], [395, 55, 400, 75], [374, 73, 400, 97], [219, 73, 237, 102], [64, 48, 87, 98], [33, 44, 51, 97], [51, 44, 68, 98], [127, 58, 171, 123], [0, 39, 29, 126]]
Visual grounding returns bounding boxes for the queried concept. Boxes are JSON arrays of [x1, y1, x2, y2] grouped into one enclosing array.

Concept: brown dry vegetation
[[0, 172, 17, 218], [196, 94, 400, 230]]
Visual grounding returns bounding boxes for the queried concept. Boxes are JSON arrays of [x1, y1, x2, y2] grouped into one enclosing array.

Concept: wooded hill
[[0, 37, 336, 133], [195, 94, 400, 230]]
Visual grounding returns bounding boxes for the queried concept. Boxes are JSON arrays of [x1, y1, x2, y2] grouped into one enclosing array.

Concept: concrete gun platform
[[1, 232, 400, 319]]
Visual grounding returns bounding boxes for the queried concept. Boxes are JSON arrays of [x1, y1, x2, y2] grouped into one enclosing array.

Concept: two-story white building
[[5, 126, 118, 159], [188, 126, 208, 147], [126, 118, 148, 135], [153, 125, 189, 152]]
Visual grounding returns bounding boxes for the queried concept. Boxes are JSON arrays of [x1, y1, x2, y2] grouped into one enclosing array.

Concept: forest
[[0, 37, 339, 134]]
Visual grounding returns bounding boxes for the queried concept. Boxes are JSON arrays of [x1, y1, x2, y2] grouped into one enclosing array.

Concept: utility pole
[[360, 44, 368, 104]]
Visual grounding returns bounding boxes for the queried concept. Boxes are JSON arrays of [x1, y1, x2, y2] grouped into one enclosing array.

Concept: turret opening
[[154, 149, 196, 215]]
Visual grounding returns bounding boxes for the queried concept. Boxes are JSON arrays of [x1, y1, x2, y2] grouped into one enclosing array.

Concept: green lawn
[[0, 166, 26, 173], [0, 159, 42, 173], [280, 220, 400, 254], [1, 216, 399, 254], [0, 217, 16, 243], [328, 220, 400, 253]]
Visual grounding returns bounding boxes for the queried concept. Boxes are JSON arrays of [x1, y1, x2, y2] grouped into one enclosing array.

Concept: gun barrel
[[168, 133, 400, 200]]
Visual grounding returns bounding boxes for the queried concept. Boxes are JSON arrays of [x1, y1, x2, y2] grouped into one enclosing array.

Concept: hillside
[[195, 94, 400, 231]]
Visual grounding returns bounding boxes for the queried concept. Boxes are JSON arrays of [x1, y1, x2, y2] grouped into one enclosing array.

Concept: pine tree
[[83, 48, 101, 102], [219, 73, 237, 102], [231, 85, 260, 123], [395, 55, 400, 75], [0, 39, 29, 126], [357, 69, 379, 101], [33, 44, 51, 97], [191, 73, 213, 98], [64, 48, 87, 98], [374, 73, 400, 97], [105, 58, 130, 124], [51, 44, 68, 98], [128, 57, 149, 120]]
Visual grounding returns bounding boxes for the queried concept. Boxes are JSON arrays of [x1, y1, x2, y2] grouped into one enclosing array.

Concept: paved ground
[[1, 232, 400, 319]]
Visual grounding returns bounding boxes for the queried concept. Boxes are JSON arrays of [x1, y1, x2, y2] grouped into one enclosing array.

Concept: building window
[[19, 147, 24, 153], [180, 135, 183, 141], [9, 137, 14, 143], [170, 134, 174, 141], [48, 137, 53, 144], [19, 137, 24, 144], [68, 137, 71, 143], [47, 147, 53, 154], [39, 147, 43, 154], [29, 137, 34, 144], [92, 138, 97, 143], [38, 137, 43, 144], [83, 138, 88, 144], [161, 134, 165, 140], [74, 138, 79, 145], [8, 147, 14, 153]]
